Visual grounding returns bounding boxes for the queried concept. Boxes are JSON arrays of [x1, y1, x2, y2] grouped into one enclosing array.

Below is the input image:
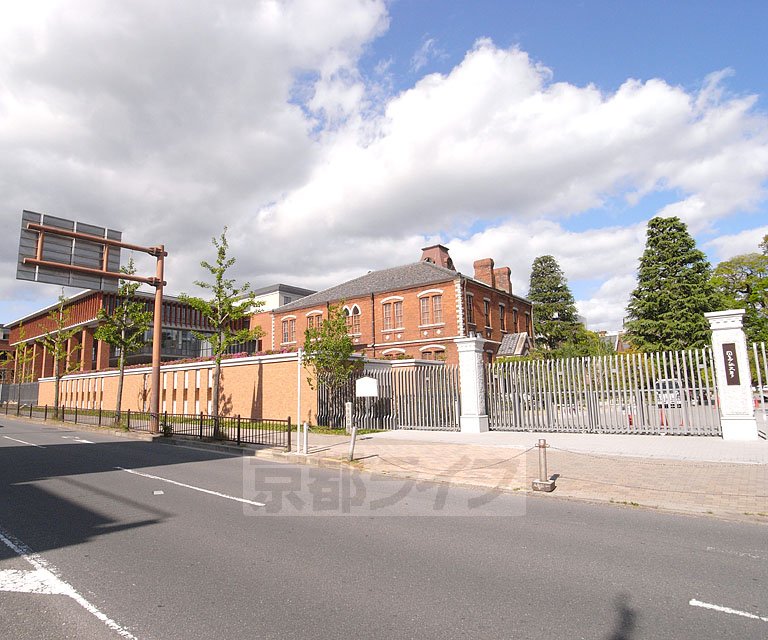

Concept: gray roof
[[275, 261, 460, 312], [252, 283, 316, 297], [498, 332, 533, 357]]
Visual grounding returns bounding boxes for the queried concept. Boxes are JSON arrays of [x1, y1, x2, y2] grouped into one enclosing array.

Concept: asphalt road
[[0, 417, 766, 639]]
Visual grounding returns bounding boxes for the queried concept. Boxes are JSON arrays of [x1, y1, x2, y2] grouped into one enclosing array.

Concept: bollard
[[302, 421, 309, 455], [532, 438, 556, 492], [348, 425, 358, 462]]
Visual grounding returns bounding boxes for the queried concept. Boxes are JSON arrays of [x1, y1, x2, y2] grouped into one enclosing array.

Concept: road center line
[[2, 435, 44, 448], [0, 526, 139, 639], [689, 599, 768, 623], [116, 467, 266, 507]]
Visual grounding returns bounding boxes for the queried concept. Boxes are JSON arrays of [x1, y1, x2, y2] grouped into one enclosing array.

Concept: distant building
[[252, 284, 316, 312], [250, 245, 533, 364], [0, 325, 13, 383], [598, 330, 631, 353], [4, 289, 256, 381]]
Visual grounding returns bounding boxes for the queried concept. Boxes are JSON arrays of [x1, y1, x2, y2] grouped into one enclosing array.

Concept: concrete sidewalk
[[281, 429, 768, 523]]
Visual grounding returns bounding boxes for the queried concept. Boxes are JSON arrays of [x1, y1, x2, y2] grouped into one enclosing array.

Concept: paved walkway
[[280, 429, 768, 523]]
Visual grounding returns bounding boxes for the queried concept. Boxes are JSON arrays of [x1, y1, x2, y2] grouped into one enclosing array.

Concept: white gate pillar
[[705, 309, 759, 440], [456, 337, 489, 433]]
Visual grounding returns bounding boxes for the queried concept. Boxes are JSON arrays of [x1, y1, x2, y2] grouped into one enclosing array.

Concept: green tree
[[94, 259, 153, 420], [179, 228, 263, 436], [8, 323, 36, 405], [710, 234, 768, 343], [527, 255, 581, 351], [40, 295, 82, 419], [302, 302, 361, 420], [625, 216, 718, 351], [547, 326, 616, 359]]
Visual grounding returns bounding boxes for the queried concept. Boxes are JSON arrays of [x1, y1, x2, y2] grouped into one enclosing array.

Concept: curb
[[2, 414, 160, 442]]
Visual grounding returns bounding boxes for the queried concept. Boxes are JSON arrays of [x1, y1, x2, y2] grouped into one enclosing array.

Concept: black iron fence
[[0, 401, 290, 450]]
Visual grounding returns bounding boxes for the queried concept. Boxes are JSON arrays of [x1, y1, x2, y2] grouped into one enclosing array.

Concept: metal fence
[[0, 382, 39, 405], [751, 341, 768, 438], [487, 349, 721, 435], [0, 402, 291, 449], [317, 365, 460, 431]]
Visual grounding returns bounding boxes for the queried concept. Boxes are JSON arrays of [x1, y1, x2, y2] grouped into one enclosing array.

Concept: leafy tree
[[40, 295, 82, 419], [710, 235, 768, 343], [179, 228, 263, 436], [7, 323, 36, 405], [546, 326, 616, 359], [625, 216, 718, 351], [94, 259, 153, 420], [302, 302, 361, 420], [527, 255, 581, 351]]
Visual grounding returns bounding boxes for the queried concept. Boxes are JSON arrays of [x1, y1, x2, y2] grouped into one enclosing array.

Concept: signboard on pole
[[17, 210, 122, 291]]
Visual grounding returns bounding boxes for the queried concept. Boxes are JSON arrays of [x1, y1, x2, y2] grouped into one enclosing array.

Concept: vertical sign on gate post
[[705, 309, 759, 440]]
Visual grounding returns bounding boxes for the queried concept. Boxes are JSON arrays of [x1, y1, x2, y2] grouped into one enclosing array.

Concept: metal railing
[[751, 341, 768, 438], [487, 349, 722, 436], [317, 365, 460, 431], [0, 401, 291, 449]]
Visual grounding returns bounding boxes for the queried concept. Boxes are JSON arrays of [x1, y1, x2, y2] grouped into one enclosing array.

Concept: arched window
[[344, 305, 361, 335]]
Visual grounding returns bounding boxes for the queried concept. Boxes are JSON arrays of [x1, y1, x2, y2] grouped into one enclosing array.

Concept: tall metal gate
[[750, 341, 767, 437], [318, 365, 460, 431], [487, 349, 721, 435]]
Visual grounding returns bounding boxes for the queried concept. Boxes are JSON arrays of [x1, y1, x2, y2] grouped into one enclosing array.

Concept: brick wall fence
[[38, 352, 317, 424]]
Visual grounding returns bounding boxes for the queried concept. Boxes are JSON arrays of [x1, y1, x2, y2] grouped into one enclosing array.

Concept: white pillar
[[705, 309, 759, 440], [456, 337, 489, 433]]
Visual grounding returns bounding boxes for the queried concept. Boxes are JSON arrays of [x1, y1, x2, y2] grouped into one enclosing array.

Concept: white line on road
[[62, 436, 94, 444], [116, 467, 266, 507], [1, 435, 44, 448], [0, 526, 139, 639], [690, 599, 768, 623]]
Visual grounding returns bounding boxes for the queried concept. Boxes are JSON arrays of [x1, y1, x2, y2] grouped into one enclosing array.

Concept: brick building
[[0, 325, 14, 383], [4, 289, 256, 382], [250, 245, 533, 364]]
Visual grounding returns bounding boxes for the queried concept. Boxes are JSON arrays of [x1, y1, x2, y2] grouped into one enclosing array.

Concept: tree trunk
[[116, 354, 125, 424], [53, 357, 60, 420], [212, 356, 221, 438]]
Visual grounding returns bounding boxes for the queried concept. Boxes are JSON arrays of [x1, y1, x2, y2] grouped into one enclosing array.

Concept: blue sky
[[1, 0, 766, 331]]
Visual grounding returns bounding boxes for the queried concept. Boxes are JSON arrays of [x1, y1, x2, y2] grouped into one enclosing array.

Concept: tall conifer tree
[[625, 216, 717, 351], [527, 255, 580, 351]]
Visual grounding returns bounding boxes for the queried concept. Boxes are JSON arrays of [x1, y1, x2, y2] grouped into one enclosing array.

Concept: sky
[[1, 0, 767, 332]]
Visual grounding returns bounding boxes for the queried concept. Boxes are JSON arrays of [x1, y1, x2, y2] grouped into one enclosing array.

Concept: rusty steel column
[[149, 246, 165, 433]]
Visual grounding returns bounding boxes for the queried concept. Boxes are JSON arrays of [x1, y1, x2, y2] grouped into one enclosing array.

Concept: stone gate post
[[705, 309, 759, 440], [455, 336, 489, 433]]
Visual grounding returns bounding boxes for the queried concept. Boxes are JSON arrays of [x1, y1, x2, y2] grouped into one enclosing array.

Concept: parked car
[[655, 378, 685, 408]]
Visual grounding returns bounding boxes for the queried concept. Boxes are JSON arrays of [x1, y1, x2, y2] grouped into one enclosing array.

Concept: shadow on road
[[0, 417, 242, 558], [606, 593, 637, 640]]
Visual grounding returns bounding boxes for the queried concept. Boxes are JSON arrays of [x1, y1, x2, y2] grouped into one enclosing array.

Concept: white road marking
[[2, 435, 44, 448], [0, 527, 139, 639], [153, 491, 164, 496], [690, 599, 768, 623], [116, 467, 266, 507], [61, 436, 93, 444]]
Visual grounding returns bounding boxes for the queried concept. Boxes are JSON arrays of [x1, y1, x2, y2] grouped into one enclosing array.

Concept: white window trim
[[305, 310, 323, 317], [419, 344, 446, 353], [381, 296, 404, 303], [382, 348, 406, 355], [417, 288, 444, 298]]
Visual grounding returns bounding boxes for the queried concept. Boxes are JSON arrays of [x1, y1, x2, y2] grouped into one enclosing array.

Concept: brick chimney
[[421, 244, 455, 270], [473, 258, 495, 288], [494, 267, 511, 293]]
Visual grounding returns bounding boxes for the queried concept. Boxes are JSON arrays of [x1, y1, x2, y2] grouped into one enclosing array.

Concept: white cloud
[[410, 36, 446, 73], [704, 226, 768, 262], [1, 7, 767, 336]]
